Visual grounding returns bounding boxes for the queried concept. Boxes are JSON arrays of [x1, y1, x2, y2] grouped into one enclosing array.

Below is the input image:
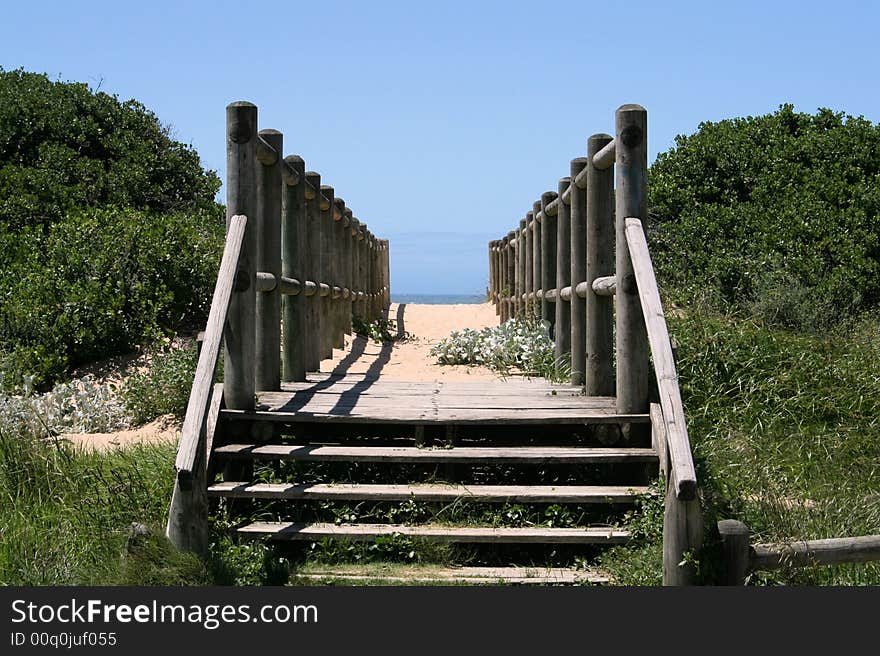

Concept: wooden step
[[237, 521, 630, 544], [294, 565, 608, 585], [210, 482, 649, 503], [220, 407, 649, 425], [213, 443, 658, 464]]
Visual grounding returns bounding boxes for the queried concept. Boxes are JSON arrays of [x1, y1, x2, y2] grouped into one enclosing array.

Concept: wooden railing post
[[540, 192, 557, 330], [332, 198, 346, 350], [304, 171, 323, 371], [342, 208, 354, 335], [532, 202, 542, 321], [524, 212, 533, 317], [319, 185, 335, 358], [349, 218, 360, 321], [224, 101, 257, 410], [498, 236, 507, 322], [615, 104, 649, 417], [555, 178, 572, 359], [282, 155, 306, 382], [383, 239, 391, 309], [514, 219, 523, 317], [366, 232, 375, 321], [586, 133, 615, 396], [506, 230, 516, 321], [357, 223, 367, 320], [255, 129, 282, 391], [569, 157, 588, 386], [718, 519, 752, 585]]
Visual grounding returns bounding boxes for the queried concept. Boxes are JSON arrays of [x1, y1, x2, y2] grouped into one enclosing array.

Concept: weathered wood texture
[[615, 104, 649, 416], [168, 216, 246, 553], [213, 443, 657, 464], [555, 178, 572, 358], [256, 129, 282, 391], [238, 522, 631, 544], [209, 482, 650, 503], [653, 405, 701, 586], [569, 157, 588, 386], [586, 133, 615, 396], [282, 155, 306, 381], [540, 192, 557, 327], [626, 220, 696, 500], [224, 102, 257, 410]]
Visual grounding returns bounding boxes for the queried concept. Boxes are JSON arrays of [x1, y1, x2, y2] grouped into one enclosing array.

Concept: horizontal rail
[[753, 535, 880, 570], [175, 214, 247, 484], [624, 217, 696, 500], [592, 276, 616, 296], [592, 138, 616, 170], [718, 520, 880, 584]]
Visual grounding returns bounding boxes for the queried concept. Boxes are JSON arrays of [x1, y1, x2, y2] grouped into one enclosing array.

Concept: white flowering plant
[[430, 317, 564, 379]]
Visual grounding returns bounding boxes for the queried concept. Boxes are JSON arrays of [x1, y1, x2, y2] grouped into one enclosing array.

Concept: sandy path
[[64, 303, 502, 449], [325, 302, 503, 381]]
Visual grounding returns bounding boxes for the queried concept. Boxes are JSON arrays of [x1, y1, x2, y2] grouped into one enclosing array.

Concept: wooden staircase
[[197, 375, 659, 583], [167, 100, 701, 586]]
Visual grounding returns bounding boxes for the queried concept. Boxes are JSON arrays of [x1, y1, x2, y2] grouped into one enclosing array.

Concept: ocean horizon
[[391, 293, 486, 305]]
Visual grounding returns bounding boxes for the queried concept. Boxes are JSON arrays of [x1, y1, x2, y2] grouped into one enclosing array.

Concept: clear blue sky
[[2, 1, 878, 294]]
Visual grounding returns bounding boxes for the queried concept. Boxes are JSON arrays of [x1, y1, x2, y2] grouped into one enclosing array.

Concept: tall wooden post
[[555, 178, 572, 359], [331, 198, 345, 350], [343, 208, 354, 335], [320, 185, 335, 358], [357, 223, 367, 320], [499, 236, 508, 322], [615, 104, 649, 417], [255, 129, 282, 391], [532, 201, 542, 321], [384, 239, 391, 308], [586, 134, 615, 396], [349, 218, 359, 320], [282, 155, 306, 382], [540, 192, 557, 331], [506, 231, 516, 321], [304, 171, 323, 371], [224, 101, 257, 410], [524, 212, 533, 317], [489, 240, 496, 309], [569, 158, 588, 386]]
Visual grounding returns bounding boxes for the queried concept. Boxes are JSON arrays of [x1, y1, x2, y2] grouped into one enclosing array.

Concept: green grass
[[0, 424, 208, 584]]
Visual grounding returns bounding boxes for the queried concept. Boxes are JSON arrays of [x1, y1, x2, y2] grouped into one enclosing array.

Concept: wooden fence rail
[[718, 520, 880, 585], [168, 101, 390, 553], [487, 104, 700, 584]]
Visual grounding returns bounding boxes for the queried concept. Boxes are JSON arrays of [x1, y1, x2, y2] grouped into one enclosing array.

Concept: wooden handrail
[[624, 217, 697, 501], [174, 213, 247, 485]]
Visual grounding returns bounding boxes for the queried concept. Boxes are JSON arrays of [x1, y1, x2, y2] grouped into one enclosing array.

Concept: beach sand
[[64, 302, 502, 449]]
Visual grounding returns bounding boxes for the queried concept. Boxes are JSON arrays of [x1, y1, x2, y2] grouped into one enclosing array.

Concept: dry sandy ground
[[325, 302, 502, 381], [63, 303, 502, 450]]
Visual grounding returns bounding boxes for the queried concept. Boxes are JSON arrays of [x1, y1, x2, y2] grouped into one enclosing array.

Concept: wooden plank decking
[[220, 374, 648, 425]]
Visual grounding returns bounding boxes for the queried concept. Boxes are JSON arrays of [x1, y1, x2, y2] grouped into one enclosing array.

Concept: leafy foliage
[[650, 105, 880, 331], [0, 68, 221, 229], [0, 207, 223, 389], [122, 342, 198, 425]]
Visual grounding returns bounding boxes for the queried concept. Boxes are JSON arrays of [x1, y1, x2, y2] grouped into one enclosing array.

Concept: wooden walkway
[[221, 374, 649, 425]]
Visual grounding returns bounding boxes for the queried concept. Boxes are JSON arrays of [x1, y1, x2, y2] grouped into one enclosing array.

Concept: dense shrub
[[123, 343, 198, 425], [650, 105, 880, 331], [0, 207, 223, 389], [0, 68, 221, 229]]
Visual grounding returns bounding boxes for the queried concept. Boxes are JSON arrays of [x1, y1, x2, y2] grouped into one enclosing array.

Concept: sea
[[391, 293, 486, 305]]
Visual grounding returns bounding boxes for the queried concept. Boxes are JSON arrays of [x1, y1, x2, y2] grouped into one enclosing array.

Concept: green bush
[[122, 343, 198, 425], [0, 207, 223, 389], [0, 68, 221, 229], [650, 105, 880, 331]]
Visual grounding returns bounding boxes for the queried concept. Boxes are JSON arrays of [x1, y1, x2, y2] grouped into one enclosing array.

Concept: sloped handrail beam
[[624, 217, 697, 501], [167, 213, 247, 554]]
